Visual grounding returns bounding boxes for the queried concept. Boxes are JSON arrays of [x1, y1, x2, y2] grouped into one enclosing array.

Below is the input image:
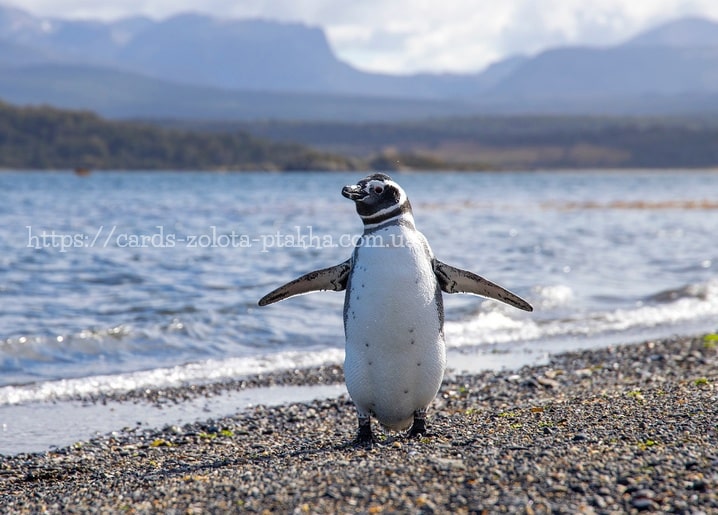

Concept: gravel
[[1, 334, 717, 513]]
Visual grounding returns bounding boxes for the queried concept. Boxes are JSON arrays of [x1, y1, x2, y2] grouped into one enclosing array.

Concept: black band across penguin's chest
[[359, 201, 412, 227]]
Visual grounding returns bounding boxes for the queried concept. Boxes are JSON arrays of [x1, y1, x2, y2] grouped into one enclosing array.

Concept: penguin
[[258, 173, 532, 444]]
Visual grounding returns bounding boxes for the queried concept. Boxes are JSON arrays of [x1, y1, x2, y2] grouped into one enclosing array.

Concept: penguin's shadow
[[147, 428, 438, 484]]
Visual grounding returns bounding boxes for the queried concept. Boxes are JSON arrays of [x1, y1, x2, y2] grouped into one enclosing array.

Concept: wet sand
[[1, 335, 717, 513]]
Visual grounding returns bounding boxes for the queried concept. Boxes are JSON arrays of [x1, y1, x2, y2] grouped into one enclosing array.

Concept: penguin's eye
[[373, 186, 383, 194]]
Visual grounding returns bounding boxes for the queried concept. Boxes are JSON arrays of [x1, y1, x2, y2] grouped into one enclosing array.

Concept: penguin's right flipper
[[258, 260, 351, 306]]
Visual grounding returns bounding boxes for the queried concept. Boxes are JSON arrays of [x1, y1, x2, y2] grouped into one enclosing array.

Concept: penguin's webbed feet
[[352, 417, 375, 447], [408, 409, 429, 439]]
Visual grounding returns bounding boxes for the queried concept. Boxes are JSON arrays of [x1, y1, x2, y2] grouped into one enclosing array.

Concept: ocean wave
[[0, 348, 344, 406], [5, 278, 716, 405], [445, 278, 718, 348]]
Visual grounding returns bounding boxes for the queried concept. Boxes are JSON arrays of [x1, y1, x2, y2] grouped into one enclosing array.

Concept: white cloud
[[6, 0, 718, 73]]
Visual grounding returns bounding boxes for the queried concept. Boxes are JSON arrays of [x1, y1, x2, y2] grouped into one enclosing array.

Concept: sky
[[6, 0, 718, 74]]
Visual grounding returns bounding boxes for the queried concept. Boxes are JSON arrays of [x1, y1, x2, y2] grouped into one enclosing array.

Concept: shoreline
[[1, 334, 716, 513]]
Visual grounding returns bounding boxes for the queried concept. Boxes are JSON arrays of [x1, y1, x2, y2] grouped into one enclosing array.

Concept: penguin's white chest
[[343, 225, 446, 430]]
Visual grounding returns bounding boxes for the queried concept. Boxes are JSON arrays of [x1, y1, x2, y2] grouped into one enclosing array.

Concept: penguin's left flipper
[[258, 259, 351, 306], [433, 260, 533, 312]]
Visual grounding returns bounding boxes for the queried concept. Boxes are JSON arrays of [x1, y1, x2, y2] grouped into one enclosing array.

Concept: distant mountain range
[[1, 4, 718, 121]]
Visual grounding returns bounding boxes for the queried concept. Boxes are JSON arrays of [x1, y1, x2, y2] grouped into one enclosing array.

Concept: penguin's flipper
[[433, 260, 533, 312], [258, 260, 352, 306]]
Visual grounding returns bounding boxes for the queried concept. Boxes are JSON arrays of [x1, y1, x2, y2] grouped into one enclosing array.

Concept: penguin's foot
[[408, 410, 428, 438], [353, 418, 375, 447]]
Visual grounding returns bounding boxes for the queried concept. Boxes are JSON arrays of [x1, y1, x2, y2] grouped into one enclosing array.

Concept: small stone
[[633, 488, 655, 499], [537, 376, 560, 389], [617, 476, 635, 486], [631, 489, 657, 511], [631, 497, 657, 511], [592, 495, 608, 509], [569, 483, 586, 494], [432, 458, 466, 471], [521, 378, 540, 388], [544, 369, 562, 379], [689, 479, 708, 491]]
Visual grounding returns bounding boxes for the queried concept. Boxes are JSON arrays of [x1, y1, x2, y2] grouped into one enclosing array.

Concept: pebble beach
[[1, 335, 717, 514]]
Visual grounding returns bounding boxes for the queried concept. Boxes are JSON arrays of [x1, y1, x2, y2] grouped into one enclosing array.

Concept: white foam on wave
[[446, 310, 543, 346], [602, 281, 718, 331], [0, 348, 345, 406], [533, 284, 575, 309], [446, 279, 718, 349]]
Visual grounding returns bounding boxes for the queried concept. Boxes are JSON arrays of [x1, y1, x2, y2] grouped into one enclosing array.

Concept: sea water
[[1, 170, 716, 453]]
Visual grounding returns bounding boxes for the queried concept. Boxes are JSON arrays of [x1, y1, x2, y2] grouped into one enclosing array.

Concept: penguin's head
[[342, 173, 412, 224]]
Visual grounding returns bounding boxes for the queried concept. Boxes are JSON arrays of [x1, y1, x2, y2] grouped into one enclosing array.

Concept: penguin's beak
[[342, 184, 368, 201]]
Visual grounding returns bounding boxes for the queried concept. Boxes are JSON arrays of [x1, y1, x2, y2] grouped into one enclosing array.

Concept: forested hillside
[[0, 101, 357, 171], [179, 116, 718, 170], [4, 100, 718, 171]]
